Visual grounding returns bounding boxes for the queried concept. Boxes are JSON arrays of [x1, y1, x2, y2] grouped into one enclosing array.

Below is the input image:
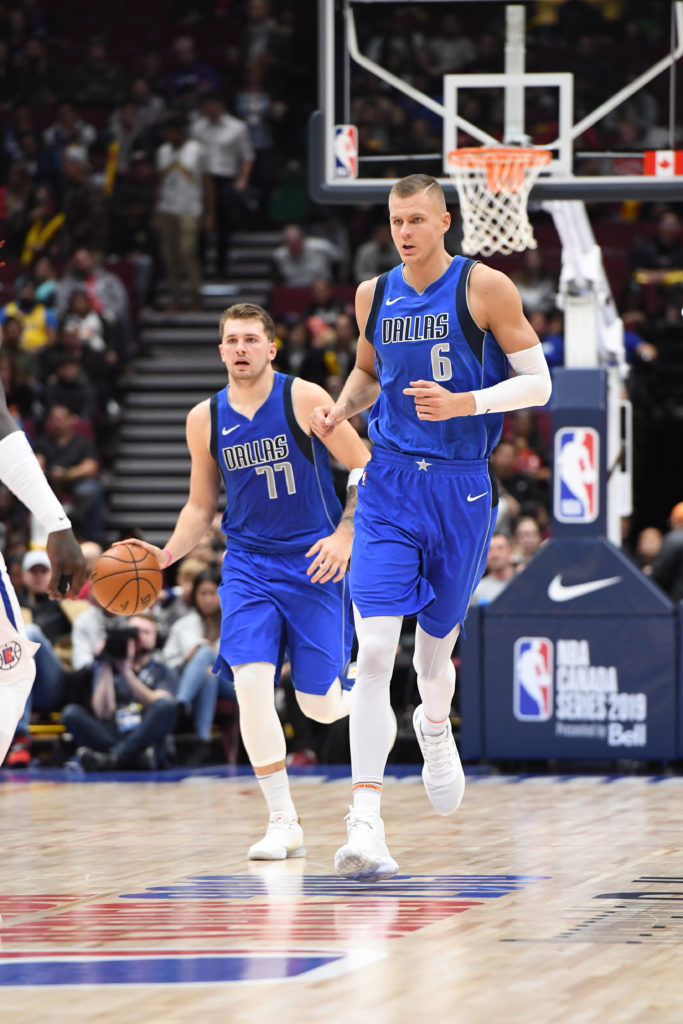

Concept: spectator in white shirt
[[191, 92, 254, 279], [272, 224, 342, 288], [155, 112, 214, 313]]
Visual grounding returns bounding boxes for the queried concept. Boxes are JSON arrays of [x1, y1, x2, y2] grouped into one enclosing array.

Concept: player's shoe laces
[[412, 705, 465, 816], [248, 812, 306, 861], [334, 808, 398, 880]]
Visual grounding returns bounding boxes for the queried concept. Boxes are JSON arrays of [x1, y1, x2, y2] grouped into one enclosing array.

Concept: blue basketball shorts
[[350, 446, 497, 638], [213, 546, 354, 695]]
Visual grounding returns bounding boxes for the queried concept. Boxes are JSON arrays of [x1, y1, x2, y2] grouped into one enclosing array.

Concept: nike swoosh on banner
[[222, 425, 240, 436], [547, 574, 622, 602], [385, 297, 405, 305], [466, 492, 487, 502]]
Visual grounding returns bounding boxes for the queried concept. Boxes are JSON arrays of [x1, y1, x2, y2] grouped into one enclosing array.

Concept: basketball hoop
[[448, 147, 552, 257]]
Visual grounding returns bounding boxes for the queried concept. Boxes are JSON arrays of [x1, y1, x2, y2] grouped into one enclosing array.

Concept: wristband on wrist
[[347, 467, 363, 489], [162, 548, 173, 568]]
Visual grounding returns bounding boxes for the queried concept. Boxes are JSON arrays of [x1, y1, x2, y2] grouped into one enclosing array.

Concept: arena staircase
[[104, 231, 280, 546]]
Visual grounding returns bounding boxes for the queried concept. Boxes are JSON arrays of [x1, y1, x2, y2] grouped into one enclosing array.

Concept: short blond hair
[[389, 173, 446, 210], [219, 302, 275, 343]]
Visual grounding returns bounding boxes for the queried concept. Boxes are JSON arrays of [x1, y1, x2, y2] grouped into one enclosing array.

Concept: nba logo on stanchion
[[554, 427, 599, 524], [513, 638, 553, 721], [334, 125, 358, 179]]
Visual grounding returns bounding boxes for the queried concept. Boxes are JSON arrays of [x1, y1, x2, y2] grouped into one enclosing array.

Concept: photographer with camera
[[60, 614, 179, 772]]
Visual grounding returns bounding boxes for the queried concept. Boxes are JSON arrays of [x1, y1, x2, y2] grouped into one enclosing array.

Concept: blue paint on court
[[0, 952, 343, 986], [120, 874, 549, 901]]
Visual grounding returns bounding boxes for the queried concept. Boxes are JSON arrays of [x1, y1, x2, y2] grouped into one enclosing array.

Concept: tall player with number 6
[[120, 303, 369, 860], [311, 173, 552, 879]]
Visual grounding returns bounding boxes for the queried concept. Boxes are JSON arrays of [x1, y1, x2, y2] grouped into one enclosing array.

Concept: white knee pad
[[296, 679, 349, 724], [413, 624, 460, 686], [232, 661, 286, 768]]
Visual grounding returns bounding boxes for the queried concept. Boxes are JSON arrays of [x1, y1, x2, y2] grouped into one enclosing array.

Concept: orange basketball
[[91, 543, 163, 615]]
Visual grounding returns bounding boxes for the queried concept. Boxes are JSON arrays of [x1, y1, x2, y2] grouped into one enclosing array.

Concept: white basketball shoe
[[248, 812, 306, 860], [412, 705, 465, 816], [334, 808, 398, 880]]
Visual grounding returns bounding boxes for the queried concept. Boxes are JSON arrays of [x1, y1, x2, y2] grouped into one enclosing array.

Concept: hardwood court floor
[[1, 767, 683, 1024]]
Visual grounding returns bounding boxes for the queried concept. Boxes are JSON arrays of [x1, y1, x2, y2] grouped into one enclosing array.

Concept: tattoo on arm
[[340, 485, 358, 528]]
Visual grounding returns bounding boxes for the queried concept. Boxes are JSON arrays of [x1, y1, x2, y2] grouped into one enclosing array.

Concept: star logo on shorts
[[416, 458, 431, 471]]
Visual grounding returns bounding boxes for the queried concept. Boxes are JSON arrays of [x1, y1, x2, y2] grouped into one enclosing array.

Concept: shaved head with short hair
[[389, 174, 446, 212]]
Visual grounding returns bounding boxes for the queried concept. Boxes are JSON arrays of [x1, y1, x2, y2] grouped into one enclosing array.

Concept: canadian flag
[[643, 150, 683, 176]]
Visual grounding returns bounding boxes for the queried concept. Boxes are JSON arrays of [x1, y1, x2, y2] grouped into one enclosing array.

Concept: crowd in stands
[[0, 0, 682, 769]]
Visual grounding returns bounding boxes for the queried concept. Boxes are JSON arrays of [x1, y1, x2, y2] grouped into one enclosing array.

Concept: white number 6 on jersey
[[430, 342, 452, 382]]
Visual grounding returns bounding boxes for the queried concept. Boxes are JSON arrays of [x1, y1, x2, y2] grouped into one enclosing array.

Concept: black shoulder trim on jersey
[[283, 375, 315, 464], [488, 458, 499, 508], [364, 272, 390, 345], [209, 392, 219, 462], [456, 259, 486, 365]]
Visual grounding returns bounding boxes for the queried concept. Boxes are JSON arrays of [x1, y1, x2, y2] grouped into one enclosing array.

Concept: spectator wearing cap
[[19, 548, 74, 642], [155, 113, 214, 313], [651, 502, 683, 602]]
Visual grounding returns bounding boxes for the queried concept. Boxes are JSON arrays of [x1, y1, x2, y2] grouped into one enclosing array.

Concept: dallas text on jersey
[[222, 434, 289, 471], [381, 313, 449, 344]]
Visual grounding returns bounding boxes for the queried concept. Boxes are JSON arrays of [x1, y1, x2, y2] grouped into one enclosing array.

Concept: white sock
[[420, 710, 451, 737], [349, 609, 403, 815], [256, 767, 296, 818]]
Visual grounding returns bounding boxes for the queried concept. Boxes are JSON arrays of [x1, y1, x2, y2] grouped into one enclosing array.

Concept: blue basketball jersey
[[364, 257, 508, 461], [210, 372, 343, 554]]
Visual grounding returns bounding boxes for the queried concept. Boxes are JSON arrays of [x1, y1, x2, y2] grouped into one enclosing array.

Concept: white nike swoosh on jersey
[[466, 491, 487, 502], [547, 574, 622, 602], [385, 296, 406, 305], [222, 425, 240, 436]]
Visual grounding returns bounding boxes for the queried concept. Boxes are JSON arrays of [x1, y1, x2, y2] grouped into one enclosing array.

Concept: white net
[[448, 148, 552, 257]]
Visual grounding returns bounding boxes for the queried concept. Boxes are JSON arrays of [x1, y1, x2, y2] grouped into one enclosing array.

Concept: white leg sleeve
[[413, 623, 461, 724], [350, 609, 403, 790], [295, 678, 350, 724], [232, 662, 286, 769]]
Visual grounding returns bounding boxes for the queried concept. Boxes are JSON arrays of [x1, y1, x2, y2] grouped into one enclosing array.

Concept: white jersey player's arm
[[0, 365, 86, 598]]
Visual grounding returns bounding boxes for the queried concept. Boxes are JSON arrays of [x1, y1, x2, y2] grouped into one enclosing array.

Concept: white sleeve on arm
[[0, 430, 71, 533], [471, 343, 552, 415]]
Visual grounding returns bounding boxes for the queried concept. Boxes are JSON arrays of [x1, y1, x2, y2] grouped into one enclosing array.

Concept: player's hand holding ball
[[92, 541, 164, 615]]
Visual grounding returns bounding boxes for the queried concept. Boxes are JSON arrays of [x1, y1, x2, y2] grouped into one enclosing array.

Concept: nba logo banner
[[513, 638, 553, 721], [554, 426, 599, 524], [334, 125, 358, 179]]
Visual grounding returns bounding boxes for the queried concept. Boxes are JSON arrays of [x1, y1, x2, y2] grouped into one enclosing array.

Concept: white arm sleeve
[[0, 430, 71, 533], [471, 343, 552, 415]]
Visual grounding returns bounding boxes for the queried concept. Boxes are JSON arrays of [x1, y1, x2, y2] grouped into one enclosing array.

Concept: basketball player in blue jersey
[[312, 173, 552, 879], [123, 302, 370, 860], [0, 328, 87, 766]]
